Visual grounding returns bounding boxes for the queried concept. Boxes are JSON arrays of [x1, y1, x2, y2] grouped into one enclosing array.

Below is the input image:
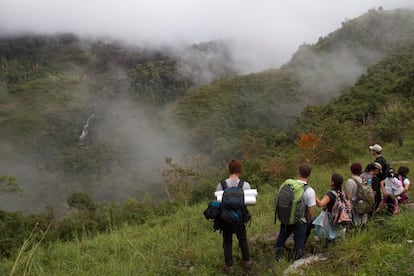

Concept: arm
[[345, 179, 353, 202], [316, 195, 330, 207], [380, 180, 385, 196], [304, 187, 316, 223], [402, 183, 410, 193], [345, 189, 353, 206], [306, 205, 314, 223], [402, 178, 410, 193], [396, 183, 409, 196]]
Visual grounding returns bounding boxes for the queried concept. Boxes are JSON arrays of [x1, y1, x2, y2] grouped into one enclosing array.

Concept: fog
[[1, 0, 413, 73]]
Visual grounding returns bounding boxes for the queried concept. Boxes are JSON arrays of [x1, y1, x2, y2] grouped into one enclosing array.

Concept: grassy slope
[[2, 141, 413, 275]]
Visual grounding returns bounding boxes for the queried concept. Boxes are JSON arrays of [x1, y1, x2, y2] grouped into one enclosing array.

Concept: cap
[[373, 162, 382, 172], [369, 144, 382, 153]]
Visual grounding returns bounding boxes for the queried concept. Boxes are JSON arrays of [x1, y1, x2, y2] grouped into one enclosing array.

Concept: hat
[[369, 144, 382, 153], [350, 162, 362, 175], [373, 162, 382, 172]]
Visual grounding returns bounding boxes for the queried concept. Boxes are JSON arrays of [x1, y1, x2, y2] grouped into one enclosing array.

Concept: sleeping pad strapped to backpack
[[220, 180, 250, 225]]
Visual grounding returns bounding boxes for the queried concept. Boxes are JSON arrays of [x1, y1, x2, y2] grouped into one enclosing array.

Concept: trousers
[[222, 223, 250, 266], [275, 222, 308, 253]]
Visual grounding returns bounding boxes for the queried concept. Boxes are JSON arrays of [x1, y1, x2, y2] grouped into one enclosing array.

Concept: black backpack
[[203, 200, 221, 220], [220, 180, 249, 225], [274, 179, 308, 225]]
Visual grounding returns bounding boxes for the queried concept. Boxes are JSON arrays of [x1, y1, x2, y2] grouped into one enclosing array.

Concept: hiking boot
[[223, 265, 234, 274], [322, 238, 335, 248], [275, 247, 283, 262], [293, 249, 304, 260], [242, 259, 253, 269]]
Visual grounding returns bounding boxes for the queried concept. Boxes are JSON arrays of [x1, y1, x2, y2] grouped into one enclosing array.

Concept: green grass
[[0, 140, 413, 275], [1, 166, 413, 275]]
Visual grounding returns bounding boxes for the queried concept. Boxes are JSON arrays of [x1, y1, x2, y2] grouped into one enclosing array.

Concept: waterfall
[[78, 114, 95, 145]]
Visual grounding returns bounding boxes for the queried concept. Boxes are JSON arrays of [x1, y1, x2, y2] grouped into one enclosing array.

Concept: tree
[[0, 175, 22, 194], [161, 157, 198, 206], [67, 192, 96, 212], [375, 101, 414, 146]]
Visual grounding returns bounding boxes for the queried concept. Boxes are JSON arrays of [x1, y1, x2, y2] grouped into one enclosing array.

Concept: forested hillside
[[0, 34, 235, 214], [177, 8, 414, 166]]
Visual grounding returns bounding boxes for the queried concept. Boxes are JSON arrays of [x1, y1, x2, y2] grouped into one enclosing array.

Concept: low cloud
[[1, 1, 413, 73]]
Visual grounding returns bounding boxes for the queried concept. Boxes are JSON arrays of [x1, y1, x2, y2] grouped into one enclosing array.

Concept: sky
[[1, 0, 413, 72]]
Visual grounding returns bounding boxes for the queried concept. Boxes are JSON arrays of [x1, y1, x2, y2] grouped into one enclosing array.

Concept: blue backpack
[[220, 180, 249, 224]]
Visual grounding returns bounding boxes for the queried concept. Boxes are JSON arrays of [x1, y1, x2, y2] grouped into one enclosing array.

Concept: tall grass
[[2, 147, 414, 275]]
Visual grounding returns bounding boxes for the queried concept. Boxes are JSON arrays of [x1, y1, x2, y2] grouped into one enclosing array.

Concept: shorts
[[385, 185, 404, 196]]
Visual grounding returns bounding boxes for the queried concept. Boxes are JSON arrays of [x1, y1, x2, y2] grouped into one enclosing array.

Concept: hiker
[[215, 159, 252, 273], [369, 144, 388, 182], [360, 163, 375, 185], [313, 173, 347, 246], [376, 168, 403, 215], [275, 164, 316, 261], [345, 162, 368, 227], [396, 166, 410, 204], [362, 162, 383, 212]]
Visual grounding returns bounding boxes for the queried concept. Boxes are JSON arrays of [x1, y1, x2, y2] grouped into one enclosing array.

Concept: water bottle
[[367, 177, 372, 186]]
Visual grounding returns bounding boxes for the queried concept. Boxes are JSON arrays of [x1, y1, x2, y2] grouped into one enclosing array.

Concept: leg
[[392, 196, 399, 215], [275, 224, 293, 261], [305, 217, 315, 244], [275, 224, 293, 247], [374, 192, 382, 211], [399, 193, 408, 204], [293, 222, 308, 260], [376, 195, 388, 212], [235, 225, 250, 262], [222, 230, 233, 267], [352, 208, 364, 228]]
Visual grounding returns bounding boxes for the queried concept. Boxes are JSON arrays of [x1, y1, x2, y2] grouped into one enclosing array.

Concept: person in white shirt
[[275, 164, 316, 261]]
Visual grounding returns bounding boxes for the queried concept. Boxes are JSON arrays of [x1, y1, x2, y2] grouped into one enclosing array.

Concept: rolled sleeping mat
[[214, 189, 258, 205], [244, 195, 257, 205]]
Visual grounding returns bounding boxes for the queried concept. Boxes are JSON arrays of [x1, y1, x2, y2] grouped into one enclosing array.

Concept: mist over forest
[[1, 7, 414, 215]]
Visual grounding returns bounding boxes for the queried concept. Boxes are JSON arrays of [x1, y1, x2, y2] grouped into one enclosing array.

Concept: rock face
[[283, 253, 328, 276]]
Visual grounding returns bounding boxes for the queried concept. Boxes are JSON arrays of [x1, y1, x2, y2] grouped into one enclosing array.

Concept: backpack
[[203, 200, 222, 231], [353, 177, 375, 214], [274, 179, 308, 225], [328, 190, 352, 229], [220, 180, 249, 225], [203, 200, 221, 220]]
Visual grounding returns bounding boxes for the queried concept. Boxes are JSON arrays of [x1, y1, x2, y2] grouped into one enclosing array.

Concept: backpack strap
[[352, 176, 362, 186], [237, 179, 250, 225], [399, 175, 404, 185], [330, 190, 340, 199], [221, 179, 244, 190], [303, 183, 309, 207], [331, 190, 344, 199], [220, 180, 227, 190]]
